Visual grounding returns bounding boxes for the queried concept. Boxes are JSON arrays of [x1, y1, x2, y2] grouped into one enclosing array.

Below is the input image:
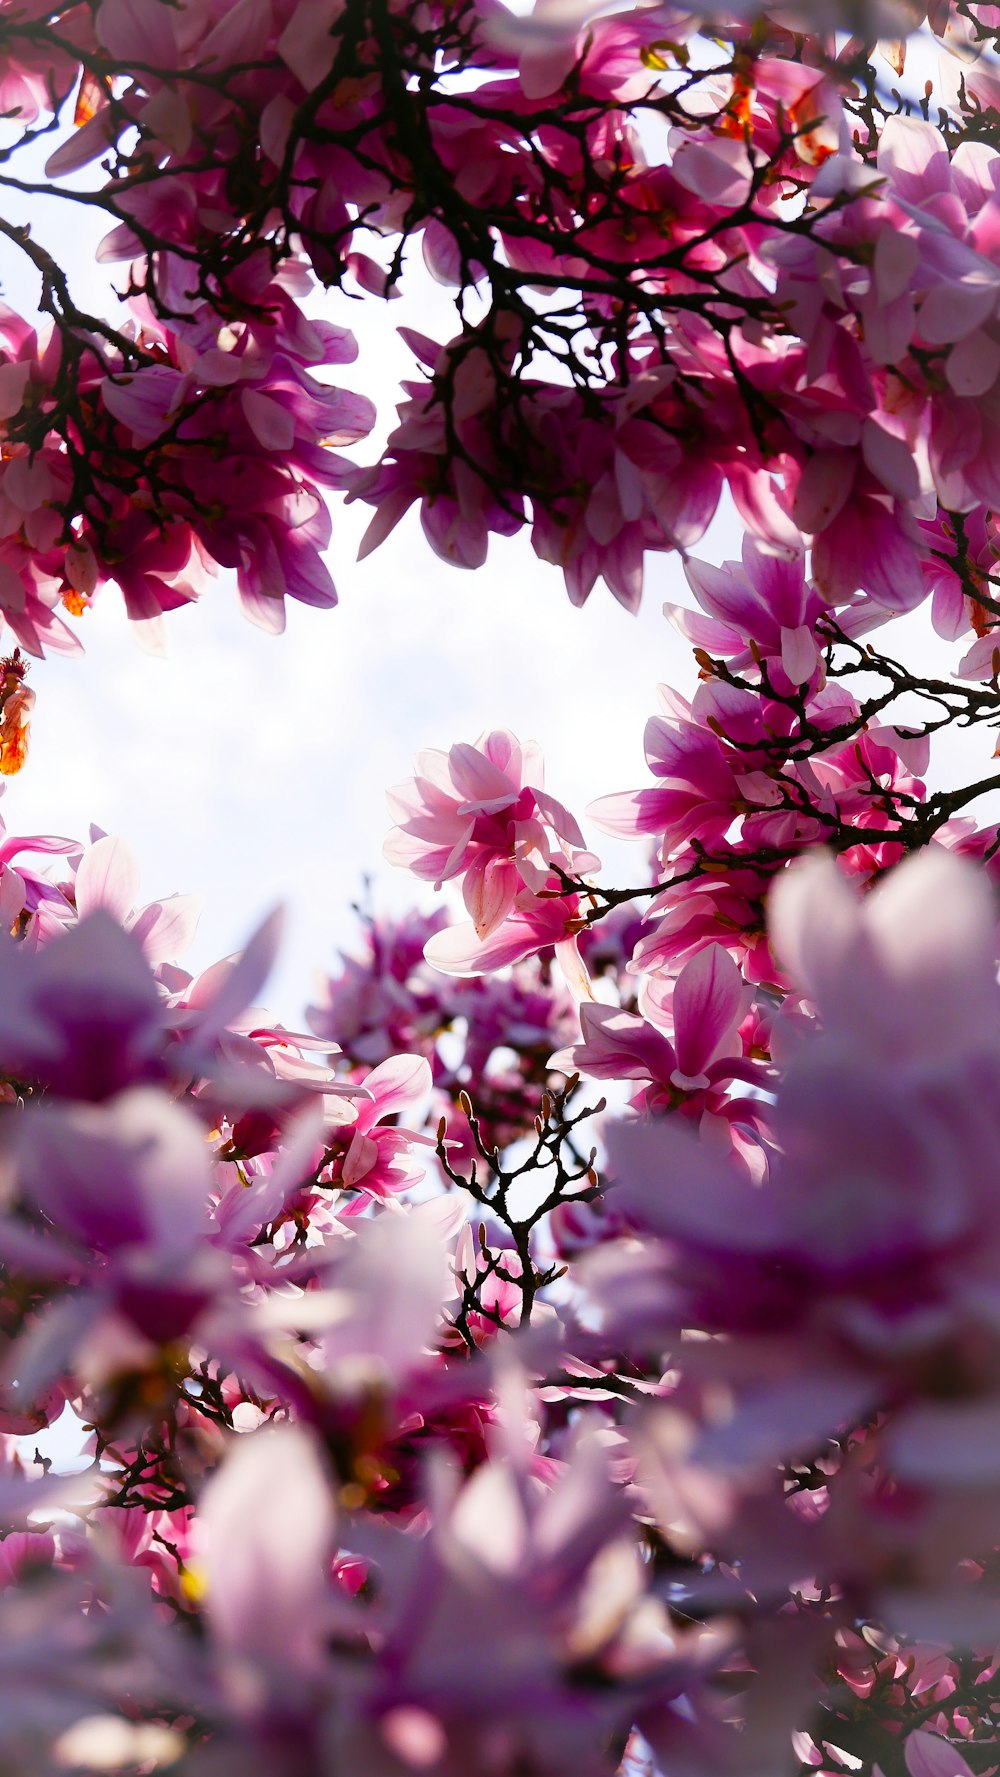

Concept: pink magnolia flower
[[0, 4, 90, 125], [551, 941, 754, 1101], [322, 1054, 434, 1202], [355, 1420, 681, 1777], [307, 907, 452, 1065], [525, 383, 723, 612], [670, 536, 829, 688], [352, 329, 527, 571], [0, 1088, 232, 1397], [0, 799, 80, 944], [589, 687, 742, 857], [481, 0, 697, 103], [0, 911, 167, 1100], [73, 833, 201, 966], [0, 269, 375, 646], [163, 910, 366, 1120], [312, 1202, 454, 1388], [630, 857, 777, 985], [588, 849, 1000, 1479], [768, 844, 1000, 1072], [793, 453, 927, 614], [386, 730, 596, 939], [423, 884, 588, 981]]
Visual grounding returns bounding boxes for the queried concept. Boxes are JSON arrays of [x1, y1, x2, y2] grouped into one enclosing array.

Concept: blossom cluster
[[0, 582, 996, 1773], [4, 2, 1000, 1776], [3, 0, 1000, 662], [6, 742, 1000, 1774], [0, 807, 690, 1773], [0, 285, 372, 647]]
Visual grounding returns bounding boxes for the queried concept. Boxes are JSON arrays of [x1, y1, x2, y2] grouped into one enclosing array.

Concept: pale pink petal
[[919, 277, 1000, 346], [186, 908, 284, 1042], [129, 894, 202, 965], [694, 1372, 880, 1472], [878, 116, 950, 200], [768, 850, 872, 1012], [198, 0, 271, 62], [531, 792, 583, 852], [904, 1732, 975, 1777], [449, 736, 521, 805], [96, 0, 177, 62], [101, 367, 180, 443], [607, 1118, 790, 1249], [44, 109, 116, 177], [861, 418, 921, 500], [957, 632, 1000, 680], [320, 1211, 450, 1376], [275, 0, 340, 90], [780, 624, 818, 684], [425, 904, 573, 976], [363, 1053, 432, 1121], [74, 836, 141, 923], [464, 856, 519, 938], [0, 363, 31, 422], [866, 724, 930, 777], [864, 846, 1000, 1042], [945, 330, 1000, 397], [791, 451, 855, 534], [199, 1424, 335, 1673], [728, 464, 804, 555], [554, 934, 595, 1004], [889, 1400, 1000, 1484], [873, 226, 920, 306], [341, 1129, 379, 1188]]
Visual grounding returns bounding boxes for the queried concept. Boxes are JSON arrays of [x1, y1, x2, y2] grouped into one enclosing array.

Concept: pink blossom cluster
[[342, 49, 1000, 650], [5, 2, 1000, 1775], [0, 809, 705, 1774], [0, 281, 373, 646], [363, 447, 1000, 1768], [7, 726, 1000, 1772], [5, 0, 1000, 662]]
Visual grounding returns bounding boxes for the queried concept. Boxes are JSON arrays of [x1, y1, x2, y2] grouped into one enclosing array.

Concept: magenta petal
[[425, 900, 575, 976], [565, 1002, 678, 1083], [791, 450, 856, 534], [671, 943, 749, 1083]]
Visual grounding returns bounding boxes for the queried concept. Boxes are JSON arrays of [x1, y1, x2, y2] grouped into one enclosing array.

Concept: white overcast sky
[[2, 57, 995, 1024]]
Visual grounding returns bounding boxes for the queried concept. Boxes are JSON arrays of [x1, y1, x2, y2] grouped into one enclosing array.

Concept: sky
[[1, 37, 998, 1028], [20, 478, 704, 1022]]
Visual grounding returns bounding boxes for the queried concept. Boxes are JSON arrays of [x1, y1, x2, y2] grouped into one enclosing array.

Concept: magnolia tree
[[6, 1, 1000, 1774]]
